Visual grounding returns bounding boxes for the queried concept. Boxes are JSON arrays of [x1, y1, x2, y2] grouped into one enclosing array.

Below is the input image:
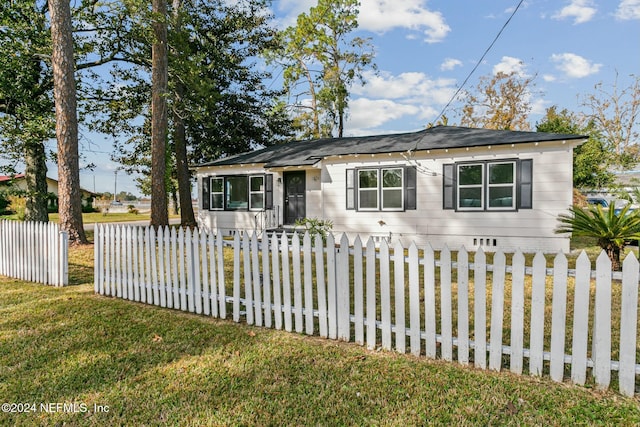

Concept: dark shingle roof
[[197, 125, 586, 168]]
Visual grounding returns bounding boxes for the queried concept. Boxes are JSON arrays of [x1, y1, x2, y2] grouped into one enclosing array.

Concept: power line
[[405, 0, 526, 175], [427, 0, 526, 133]]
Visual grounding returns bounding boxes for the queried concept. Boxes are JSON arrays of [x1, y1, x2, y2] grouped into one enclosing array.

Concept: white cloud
[[345, 70, 457, 132], [552, 0, 597, 24], [353, 70, 456, 104], [542, 74, 557, 82], [357, 0, 451, 43], [493, 56, 528, 77], [441, 58, 463, 71], [550, 53, 602, 78], [347, 98, 421, 132], [275, 0, 451, 43], [615, 0, 640, 20], [531, 98, 550, 116]]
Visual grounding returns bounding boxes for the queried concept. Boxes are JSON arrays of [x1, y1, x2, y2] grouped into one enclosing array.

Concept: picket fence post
[[510, 250, 525, 375], [315, 233, 328, 338], [457, 246, 469, 365], [571, 251, 591, 384], [408, 242, 421, 357], [337, 233, 350, 342], [303, 232, 314, 336], [529, 251, 546, 376], [489, 250, 506, 372], [424, 244, 437, 359], [473, 247, 487, 369], [619, 252, 639, 396], [593, 251, 612, 389], [393, 240, 405, 353], [353, 235, 364, 345], [365, 237, 377, 350], [292, 232, 303, 333], [440, 245, 453, 361]]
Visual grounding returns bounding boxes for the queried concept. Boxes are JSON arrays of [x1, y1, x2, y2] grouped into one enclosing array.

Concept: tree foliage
[[0, 0, 53, 221], [91, 0, 290, 222], [459, 70, 536, 131], [580, 74, 640, 169], [556, 202, 640, 270], [271, 0, 375, 139], [536, 106, 614, 189]]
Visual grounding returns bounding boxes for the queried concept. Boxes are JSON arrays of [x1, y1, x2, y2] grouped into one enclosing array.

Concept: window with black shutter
[[443, 159, 533, 211]]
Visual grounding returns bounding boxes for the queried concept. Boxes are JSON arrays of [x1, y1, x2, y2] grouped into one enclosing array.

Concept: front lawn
[[0, 245, 639, 425]]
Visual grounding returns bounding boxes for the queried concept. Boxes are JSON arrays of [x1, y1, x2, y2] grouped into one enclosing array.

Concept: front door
[[284, 171, 306, 225]]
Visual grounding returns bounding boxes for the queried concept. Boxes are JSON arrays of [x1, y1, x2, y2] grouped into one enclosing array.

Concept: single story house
[[0, 174, 96, 210], [194, 125, 586, 252]]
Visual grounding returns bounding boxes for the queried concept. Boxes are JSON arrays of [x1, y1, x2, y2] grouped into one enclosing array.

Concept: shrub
[[294, 217, 333, 241]]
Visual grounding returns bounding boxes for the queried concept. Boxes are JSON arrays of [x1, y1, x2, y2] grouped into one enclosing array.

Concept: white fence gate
[[93, 224, 640, 397], [0, 220, 68, 286]]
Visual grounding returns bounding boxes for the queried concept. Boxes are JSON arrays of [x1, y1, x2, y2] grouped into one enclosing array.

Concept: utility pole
[[114, 169, 118, 201]]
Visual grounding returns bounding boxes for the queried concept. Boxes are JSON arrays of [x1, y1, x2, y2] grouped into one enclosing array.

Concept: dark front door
[[284, 171, 306, 225]]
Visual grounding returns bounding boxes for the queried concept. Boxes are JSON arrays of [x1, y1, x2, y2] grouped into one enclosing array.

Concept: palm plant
[[556, 202, 640, 270]]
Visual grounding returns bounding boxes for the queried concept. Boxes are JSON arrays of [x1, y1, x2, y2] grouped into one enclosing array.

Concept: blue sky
[[271, 0, 640, 136], [63, 0, 640, 195]]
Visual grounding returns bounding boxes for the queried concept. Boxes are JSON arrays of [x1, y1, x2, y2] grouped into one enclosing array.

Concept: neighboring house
[[0, 174, 96, 209], [194, 126, 586, 252]]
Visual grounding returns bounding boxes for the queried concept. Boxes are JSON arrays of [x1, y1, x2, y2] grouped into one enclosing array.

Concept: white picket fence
[[0, 220, 69, 286], [93, 224, 640, 397]]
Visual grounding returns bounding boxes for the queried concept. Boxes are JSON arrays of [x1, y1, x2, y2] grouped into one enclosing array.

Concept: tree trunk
[[150, 0, 169, 228], [173, 82, 196, 227], [606, 245, 622, 271], [24, 141, 49, 222], [48, 0, 87, 244], [171, 0, 196, 228]]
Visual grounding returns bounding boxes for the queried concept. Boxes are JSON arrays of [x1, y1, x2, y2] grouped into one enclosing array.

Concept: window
[[348, 166, 415, 212], [358, 169, 379, 210], [250, 175, 264, 210], [382, 168, 403, 210], [204, 174, 273, 211], [458, 164, 483, 210], [487, 162, 515, 209], [210, 177, 224, 210], [443, 159, 532, 211], [346, 169, 355, 209], [226, 176, 248, 210]]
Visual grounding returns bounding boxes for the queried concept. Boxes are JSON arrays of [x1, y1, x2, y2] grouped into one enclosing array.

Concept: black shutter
[[443, 164, 455, 209], [517, 159, 533, 209], [404, 166, 417, 210], [265, 174, 273, 209], [346, 169, 355, 210], [202, 176, 210, 210]]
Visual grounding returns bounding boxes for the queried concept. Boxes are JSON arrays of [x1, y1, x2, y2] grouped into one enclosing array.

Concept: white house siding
[[196, 140, 576, 253], [318, 141, 575, 253]]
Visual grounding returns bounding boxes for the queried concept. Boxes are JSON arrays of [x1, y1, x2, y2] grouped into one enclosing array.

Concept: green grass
[[1, 245, 640, 425], [1, 211, 181, 224]]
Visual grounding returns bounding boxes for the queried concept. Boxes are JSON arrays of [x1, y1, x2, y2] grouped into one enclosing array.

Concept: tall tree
[[169, 0, 194, 226], [0, 0, 53, 222], [272, 0, 375, 139], [580, 74, 640, 169], [98, 0, 291, 222], [460, 70, 536, 131], [537, 106, 614, 189], [150, 0, 169, 227], [48, 0, 86, 243]]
